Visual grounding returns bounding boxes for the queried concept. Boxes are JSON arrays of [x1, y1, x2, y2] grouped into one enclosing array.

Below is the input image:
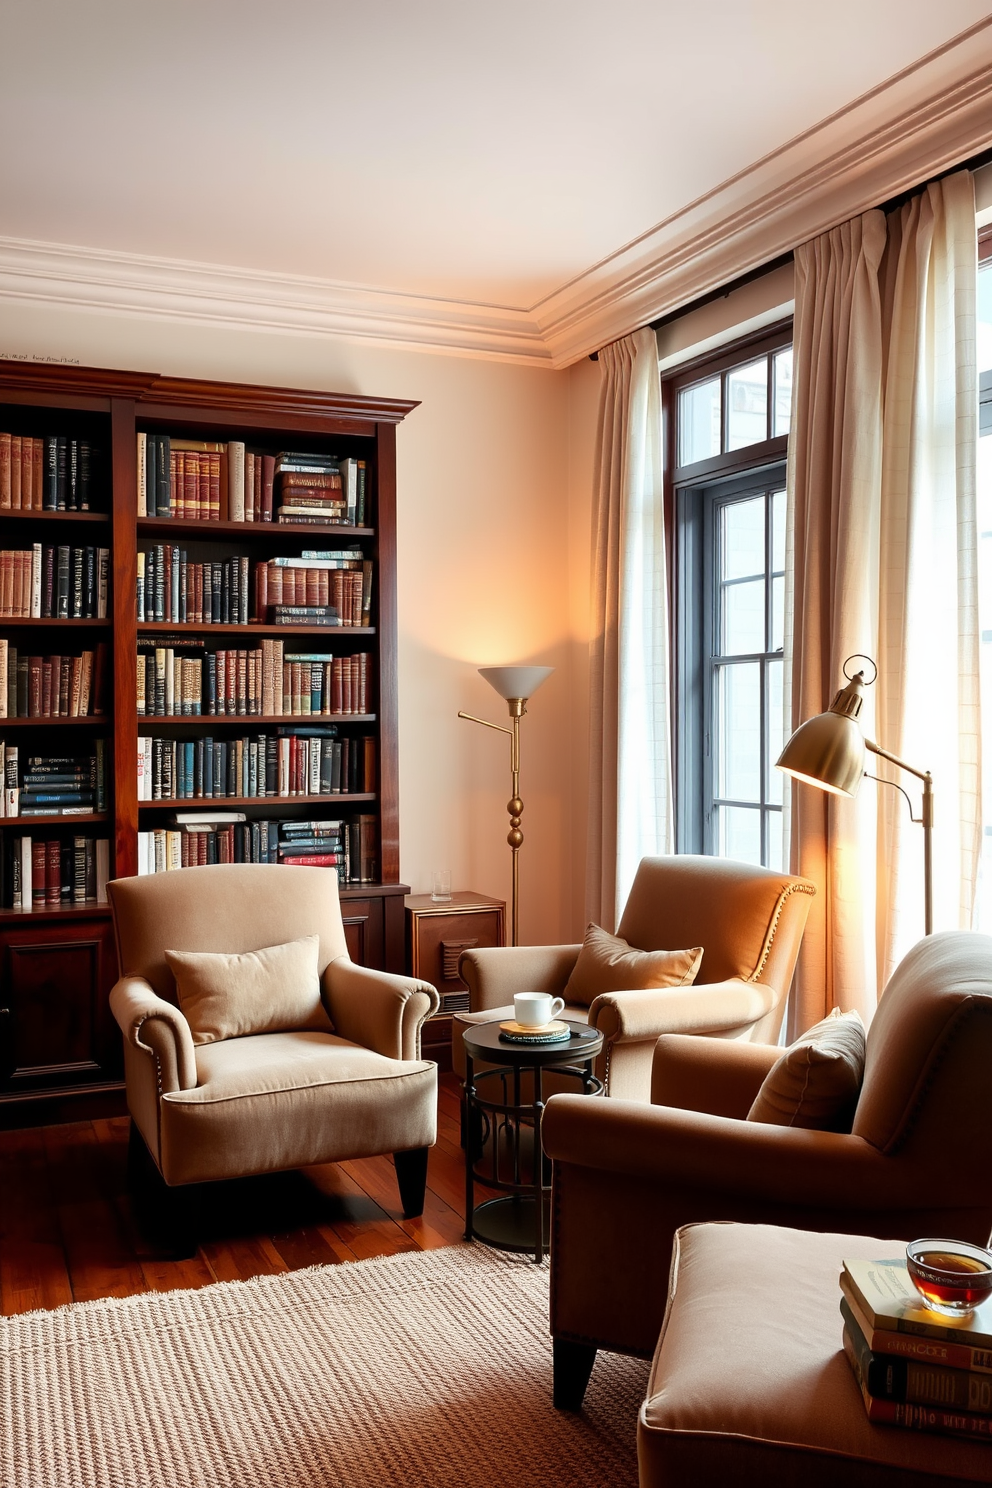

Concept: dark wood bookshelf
[[0, 356, 417, 1122]]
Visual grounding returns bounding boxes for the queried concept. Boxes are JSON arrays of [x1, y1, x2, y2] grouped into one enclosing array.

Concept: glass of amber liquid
[[906, 1238, 992, 1316]]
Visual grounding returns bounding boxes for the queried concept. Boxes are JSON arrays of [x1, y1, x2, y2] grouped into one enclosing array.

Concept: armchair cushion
[[562, 923, 702, 1007], [747, 1008, 865, 1132], [165, 933, 330, 1045]]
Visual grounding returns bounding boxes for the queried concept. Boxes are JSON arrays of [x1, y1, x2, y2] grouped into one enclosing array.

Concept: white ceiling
[[2, 1, 992, 359]]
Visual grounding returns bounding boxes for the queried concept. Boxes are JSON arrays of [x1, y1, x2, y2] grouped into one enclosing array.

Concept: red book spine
[[0, 433, 10, 509], [10, 435, 22, 510], [210, 452, 221, 521], [261, 455, 274, 522], [45, 839, 61, 905], [32, 841, 46, 905], [280, 854, 341, 866]]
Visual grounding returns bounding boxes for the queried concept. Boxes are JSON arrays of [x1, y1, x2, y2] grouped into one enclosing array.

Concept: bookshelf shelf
[[0, 357, 416, 1123], [137, 623, 375, 637], [138, 795, 376, 809], [1, 813, 108, 827], [137, 519, 374, 539]]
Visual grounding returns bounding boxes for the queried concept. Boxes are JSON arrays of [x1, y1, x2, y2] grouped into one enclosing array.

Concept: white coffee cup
[[514, 992, 565, 1029]]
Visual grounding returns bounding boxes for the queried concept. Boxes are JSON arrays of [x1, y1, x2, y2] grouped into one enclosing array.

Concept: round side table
[[462, 1019, 604, 1264]]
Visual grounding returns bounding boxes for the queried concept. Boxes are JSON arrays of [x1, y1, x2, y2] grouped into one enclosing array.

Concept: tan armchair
[[454, 855, 815, 1100], [542, 929, 992, 1408], [108, 864, 440, 1240]]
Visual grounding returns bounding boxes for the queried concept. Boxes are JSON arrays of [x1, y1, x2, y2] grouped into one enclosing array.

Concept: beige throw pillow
[[747, 1007, 866, 1131], [165, 934, 328, 1046], [562, 923, 703, 1007]]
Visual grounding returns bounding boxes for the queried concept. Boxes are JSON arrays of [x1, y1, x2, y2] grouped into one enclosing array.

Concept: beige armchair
[[108, 864, 440, 1241], [454, 855, 815, 1100], [542, 929, 992, 1409]]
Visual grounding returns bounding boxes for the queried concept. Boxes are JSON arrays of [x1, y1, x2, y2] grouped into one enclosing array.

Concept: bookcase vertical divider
[[111, 398, 139, 880], [375, 420, 400, 886]]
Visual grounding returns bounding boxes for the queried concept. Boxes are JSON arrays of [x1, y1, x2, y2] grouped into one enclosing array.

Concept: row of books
[[2, 745, 107, 817], [0, 545, 109, 619], [0, 433, 95, 511], [137, 550, 250, 625], [137, 731, 375, 800], [255, 558, 371, 627], [136, 439, 368, 526], [841, 1254, 992, 1440], [1, 834, 110, 909], [0, 644, 109, 719], [136, 813, 376, 880], [136, 643, 371, 717]]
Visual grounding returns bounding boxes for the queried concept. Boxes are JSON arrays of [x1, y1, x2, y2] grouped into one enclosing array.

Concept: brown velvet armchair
[[454, 855, 815, 1100], [108, 864, 440, 1237], [543, 930, 992, 1408]]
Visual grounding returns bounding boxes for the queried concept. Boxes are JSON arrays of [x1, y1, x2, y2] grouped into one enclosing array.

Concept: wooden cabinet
[[0, 359, 416, 1125], [406, 891, 505, 1067], [0, 908, 119, 1121]]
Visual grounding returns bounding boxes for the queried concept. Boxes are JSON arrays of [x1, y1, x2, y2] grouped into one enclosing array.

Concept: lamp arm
[[457, 711, 513, 739], [864, 738, 930, 786], [865, 772, 922, 825]]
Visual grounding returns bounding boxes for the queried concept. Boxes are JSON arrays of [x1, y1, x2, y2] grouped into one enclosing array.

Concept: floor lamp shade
[[776, 672, 868, 796], [479, 666, 554, 703]]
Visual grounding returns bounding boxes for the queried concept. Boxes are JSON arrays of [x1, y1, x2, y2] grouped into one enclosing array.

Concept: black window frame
[[663, 321, 793, 861]]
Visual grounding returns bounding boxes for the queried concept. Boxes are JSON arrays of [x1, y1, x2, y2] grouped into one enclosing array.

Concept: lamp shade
[[478, 665, 554, 701], [776, 711, 866, 796]]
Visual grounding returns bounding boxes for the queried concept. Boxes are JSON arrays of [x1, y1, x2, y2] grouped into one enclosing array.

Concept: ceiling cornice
[[0, 19, 991, 372], [0, 236, 552, 367]]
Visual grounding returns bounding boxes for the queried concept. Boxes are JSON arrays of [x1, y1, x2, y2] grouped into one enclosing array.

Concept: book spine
[[842, 1284, 992, 1376], [846, 1330, 992, 1440]]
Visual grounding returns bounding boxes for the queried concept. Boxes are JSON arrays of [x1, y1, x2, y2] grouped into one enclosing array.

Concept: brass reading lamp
[[458, 664, 554, 946], [776, 655, 934, 934]]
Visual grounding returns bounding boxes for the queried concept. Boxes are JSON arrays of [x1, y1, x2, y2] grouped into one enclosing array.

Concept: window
[[666, 328, 792, 869]]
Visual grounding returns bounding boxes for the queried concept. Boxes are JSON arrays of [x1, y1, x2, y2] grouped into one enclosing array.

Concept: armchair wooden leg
[[553, 1338, 598, 1410], [394, 1146, 429, 1218], [126, 1121, 198, 1260]]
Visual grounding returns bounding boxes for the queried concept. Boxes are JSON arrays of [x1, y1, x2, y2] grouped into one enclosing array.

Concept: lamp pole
[[866, 739, 934, 936], [457, 699, 525, 945]]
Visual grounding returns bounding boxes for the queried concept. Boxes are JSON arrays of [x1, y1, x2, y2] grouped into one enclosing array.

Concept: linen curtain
[[586, 327, 672, 929], [786, 170, 980, 1033]]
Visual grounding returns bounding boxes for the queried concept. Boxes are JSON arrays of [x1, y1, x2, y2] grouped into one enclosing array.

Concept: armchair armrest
[[109, 976, 198, 1094], [324, 958, 439, 1060], [459, 944, 581, 1013], [650, 1033, 782, 1118], [587, 977, 777, 1045], [542, 1095, 921, 1211]]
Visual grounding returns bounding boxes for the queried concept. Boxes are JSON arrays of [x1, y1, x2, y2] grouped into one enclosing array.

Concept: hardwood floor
[[0, 1072, 489, 1316]]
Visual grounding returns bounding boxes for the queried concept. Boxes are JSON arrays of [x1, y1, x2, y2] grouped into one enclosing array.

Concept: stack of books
[[0, 643, 108, 718], [275, 452, 346, 525], [0, 545, 109, 618], [841, 1256, 992, 1439], [2, 744, 107, 818], [277, 818, 344, 867]]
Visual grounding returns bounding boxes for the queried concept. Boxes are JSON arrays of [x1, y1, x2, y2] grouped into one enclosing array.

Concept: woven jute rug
[[0, 1241, 648, 1488]]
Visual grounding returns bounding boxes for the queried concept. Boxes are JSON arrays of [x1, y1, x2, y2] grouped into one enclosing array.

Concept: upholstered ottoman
[[639, 1222, 992, 1487]]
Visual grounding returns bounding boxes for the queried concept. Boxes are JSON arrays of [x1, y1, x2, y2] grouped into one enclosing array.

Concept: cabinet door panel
[[340, 898, 383, 969], [0, 921, 119, 1094]]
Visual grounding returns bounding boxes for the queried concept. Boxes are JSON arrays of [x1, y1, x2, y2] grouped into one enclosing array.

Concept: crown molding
[[0, 236, 552, 367], [0, 20, 991, 372], [536, 18, 992, 365]]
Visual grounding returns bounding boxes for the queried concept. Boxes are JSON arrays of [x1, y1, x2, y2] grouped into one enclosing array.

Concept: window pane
[[765, 809, 786, 872], [726, 358, 768, 451], [716, 805, 762, 865], [723, 579, 765, 655], [678, 378, 721, 465], [721, 496, 764, 580], [717, 662, 761, 801], [771, 488, 786, 572], [770, 575, 784, 651], [773, 348, 793, 437], [766, 657, 784, 805]]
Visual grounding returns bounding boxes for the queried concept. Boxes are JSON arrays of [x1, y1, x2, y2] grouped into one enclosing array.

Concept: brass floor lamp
[[458, 665, 553, 946], [776, 656, 934, 934]]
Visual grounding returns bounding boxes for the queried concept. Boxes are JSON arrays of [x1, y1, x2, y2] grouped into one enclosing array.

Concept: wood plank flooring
[[0, 1071, 487, 1316]]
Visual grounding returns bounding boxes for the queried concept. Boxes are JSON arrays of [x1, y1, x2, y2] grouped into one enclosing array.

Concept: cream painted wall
[[0, 304, 591, 943]]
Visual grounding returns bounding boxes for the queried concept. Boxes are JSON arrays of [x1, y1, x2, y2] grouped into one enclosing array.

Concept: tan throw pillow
[[747, 1007, 866, 1131], [562, 923, 703, 1007], [165, 934, 328, 1046]]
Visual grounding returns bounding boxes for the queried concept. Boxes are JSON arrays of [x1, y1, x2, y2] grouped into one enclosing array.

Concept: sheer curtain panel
[[586, 328, 672, 929]]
